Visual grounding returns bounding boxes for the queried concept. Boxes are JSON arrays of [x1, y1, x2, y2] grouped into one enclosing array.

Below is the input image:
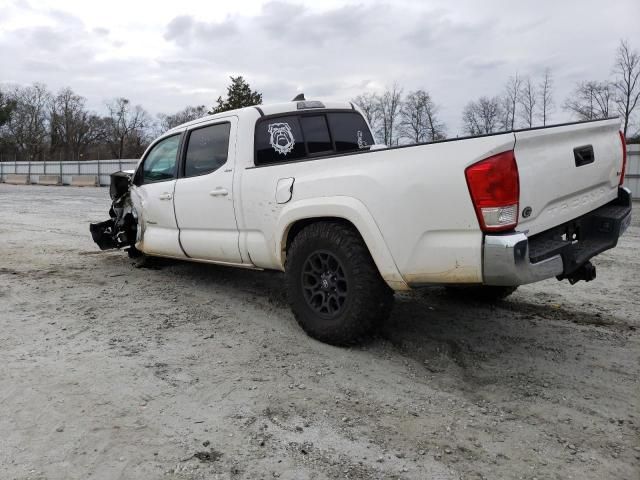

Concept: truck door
[[130, 133, 185, 258], [173, 118, 243, 263]]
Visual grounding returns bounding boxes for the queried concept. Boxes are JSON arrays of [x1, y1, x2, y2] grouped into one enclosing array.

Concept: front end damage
[[90, 171, 138, 251]]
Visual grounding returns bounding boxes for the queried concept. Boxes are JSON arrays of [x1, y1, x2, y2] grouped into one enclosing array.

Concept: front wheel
[[285, 221, 394, 345], [126, 245, 152, 268]]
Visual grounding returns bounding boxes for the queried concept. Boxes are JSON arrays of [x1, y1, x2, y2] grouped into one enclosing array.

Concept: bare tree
[[352, 93, 380, 141], [564, 81, 614, 120], [612, 39, 640, 137], [157, 105, 208, 134], [518, 77, 538, 128], [50, 88, 104, 160], [462, 96, 502, 135], [105, 98, 151, 159], [376, 83, 403, 146], [594, 82, 614, 118], [3, 83, 50, 161], [126, 124, 153, 158], [501, 73, 522, 130], [400, 90, 445, 143], [499, 95, 514, 131], [539, 68, 554, 126]]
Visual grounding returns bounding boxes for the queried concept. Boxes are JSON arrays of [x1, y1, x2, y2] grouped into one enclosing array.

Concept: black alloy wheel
[[301, 250, 349, 318]]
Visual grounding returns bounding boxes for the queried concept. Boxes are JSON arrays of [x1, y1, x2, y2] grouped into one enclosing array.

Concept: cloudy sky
[[1, 0, 638, 135]]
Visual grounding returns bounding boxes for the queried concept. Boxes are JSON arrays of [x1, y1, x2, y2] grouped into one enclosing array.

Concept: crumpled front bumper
[[483, 187, 632, 286]]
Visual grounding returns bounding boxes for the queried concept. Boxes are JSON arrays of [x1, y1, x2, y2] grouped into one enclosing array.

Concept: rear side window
[[255, 116, 306, 165], [327, 112, 373, 152], [254, 111, 373, 166], [184, 123, 231, 177], [300, 115, 332, 154]]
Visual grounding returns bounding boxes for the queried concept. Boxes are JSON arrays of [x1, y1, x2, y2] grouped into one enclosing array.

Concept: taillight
[[619, 131, 627, 186], [465, 150, 519, 232]]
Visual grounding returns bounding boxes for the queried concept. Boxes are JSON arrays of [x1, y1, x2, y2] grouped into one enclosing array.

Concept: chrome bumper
[[482, 233, 564, 286], [483, 187, 632, 286]]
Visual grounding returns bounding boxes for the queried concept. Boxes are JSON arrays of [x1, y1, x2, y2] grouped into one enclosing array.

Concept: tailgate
[[514, 118, 623, 236]]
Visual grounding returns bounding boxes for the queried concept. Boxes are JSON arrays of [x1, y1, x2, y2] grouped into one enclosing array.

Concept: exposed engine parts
[[90, 171, 137, 251]]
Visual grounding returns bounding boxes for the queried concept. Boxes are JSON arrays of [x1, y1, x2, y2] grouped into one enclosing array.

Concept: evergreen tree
[[0, 90, 16, 127], [210, 76, 262, 114]]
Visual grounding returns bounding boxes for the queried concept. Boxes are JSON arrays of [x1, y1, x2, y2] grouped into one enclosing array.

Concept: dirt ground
[[0, 184, 638, 480]]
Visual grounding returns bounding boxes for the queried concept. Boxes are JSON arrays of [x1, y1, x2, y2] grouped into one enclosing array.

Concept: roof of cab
[[166, 99, 355, 134]]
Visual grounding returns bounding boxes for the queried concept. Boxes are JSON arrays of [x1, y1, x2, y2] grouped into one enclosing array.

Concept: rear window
[[327, 112, 374, 152], [254, 111, 373, 166], [255, 115, 306, 165], [300, 115, 332, 154]]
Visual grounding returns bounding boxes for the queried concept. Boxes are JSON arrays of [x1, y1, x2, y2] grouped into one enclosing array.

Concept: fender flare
[[275, 196, 409, 290]]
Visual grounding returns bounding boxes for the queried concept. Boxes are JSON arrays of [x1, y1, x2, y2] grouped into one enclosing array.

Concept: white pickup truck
[[91, 98, 632, 345]]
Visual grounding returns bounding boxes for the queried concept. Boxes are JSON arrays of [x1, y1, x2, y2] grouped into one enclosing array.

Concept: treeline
[[0, 85, 202, 162], [0, 41, 637, 162], [355, 40, 639, 144], [353, 86, 446, 146], [462, 41, 640, 138], [461, 40, 639, 139], [0, 76, 261, 162], [460, 70, 554, 136]]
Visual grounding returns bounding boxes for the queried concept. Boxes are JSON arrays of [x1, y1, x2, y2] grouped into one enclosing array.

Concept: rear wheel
[[445, 285, 518, 302], [285, 221, 394, 345]]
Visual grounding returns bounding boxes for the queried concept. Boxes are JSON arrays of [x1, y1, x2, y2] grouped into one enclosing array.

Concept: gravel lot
[[1, 184, 638, 480]]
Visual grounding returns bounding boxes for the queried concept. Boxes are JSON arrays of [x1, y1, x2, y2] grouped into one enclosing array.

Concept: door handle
[[158, 193, 172, 200], [209, 188, 229, 197]]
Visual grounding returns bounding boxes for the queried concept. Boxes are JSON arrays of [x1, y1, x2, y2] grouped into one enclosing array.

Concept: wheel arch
[[275, 197, 409, 291]]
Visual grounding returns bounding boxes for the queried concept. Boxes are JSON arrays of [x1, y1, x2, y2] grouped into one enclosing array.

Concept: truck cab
[[127, 100, 374, 266]]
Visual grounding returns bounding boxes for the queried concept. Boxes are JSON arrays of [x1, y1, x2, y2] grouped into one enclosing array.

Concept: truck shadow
[[133, 257, 629, 394], [376, 286, 632, 395]]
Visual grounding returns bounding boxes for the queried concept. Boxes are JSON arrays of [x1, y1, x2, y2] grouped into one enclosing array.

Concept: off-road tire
[[286, 221, 394, 345], [445, 285, 518, 302]]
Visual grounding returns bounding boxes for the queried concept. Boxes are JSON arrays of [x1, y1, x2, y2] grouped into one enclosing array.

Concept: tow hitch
[[559, 261, 597, 285]]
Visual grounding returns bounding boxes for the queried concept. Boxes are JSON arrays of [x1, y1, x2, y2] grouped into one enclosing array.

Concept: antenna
[[292, 93, 305, 101]]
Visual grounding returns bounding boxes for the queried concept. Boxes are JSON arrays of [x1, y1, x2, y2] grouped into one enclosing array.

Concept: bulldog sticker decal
[[268, 122, 295, 155]]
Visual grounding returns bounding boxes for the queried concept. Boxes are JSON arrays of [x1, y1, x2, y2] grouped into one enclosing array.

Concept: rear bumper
[[483, 187, 632, 286]]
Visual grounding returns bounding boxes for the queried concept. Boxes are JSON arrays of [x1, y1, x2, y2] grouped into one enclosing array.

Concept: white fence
[[0, 159, 139, 186], [624, 144, 640, 199]]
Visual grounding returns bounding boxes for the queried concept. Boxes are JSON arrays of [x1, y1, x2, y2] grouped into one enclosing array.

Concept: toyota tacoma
[[91, 97, 632, 345]]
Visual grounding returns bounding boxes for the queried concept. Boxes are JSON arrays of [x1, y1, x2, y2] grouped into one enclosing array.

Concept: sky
[[0, 0, 638, 135]]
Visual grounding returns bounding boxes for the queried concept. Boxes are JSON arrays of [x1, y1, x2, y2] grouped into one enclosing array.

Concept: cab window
[[141, 134, 180, 184]]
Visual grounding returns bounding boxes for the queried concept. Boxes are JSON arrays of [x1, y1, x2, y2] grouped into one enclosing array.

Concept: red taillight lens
[[619, 131, 627, 186], [465, 150, 520, 232]]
